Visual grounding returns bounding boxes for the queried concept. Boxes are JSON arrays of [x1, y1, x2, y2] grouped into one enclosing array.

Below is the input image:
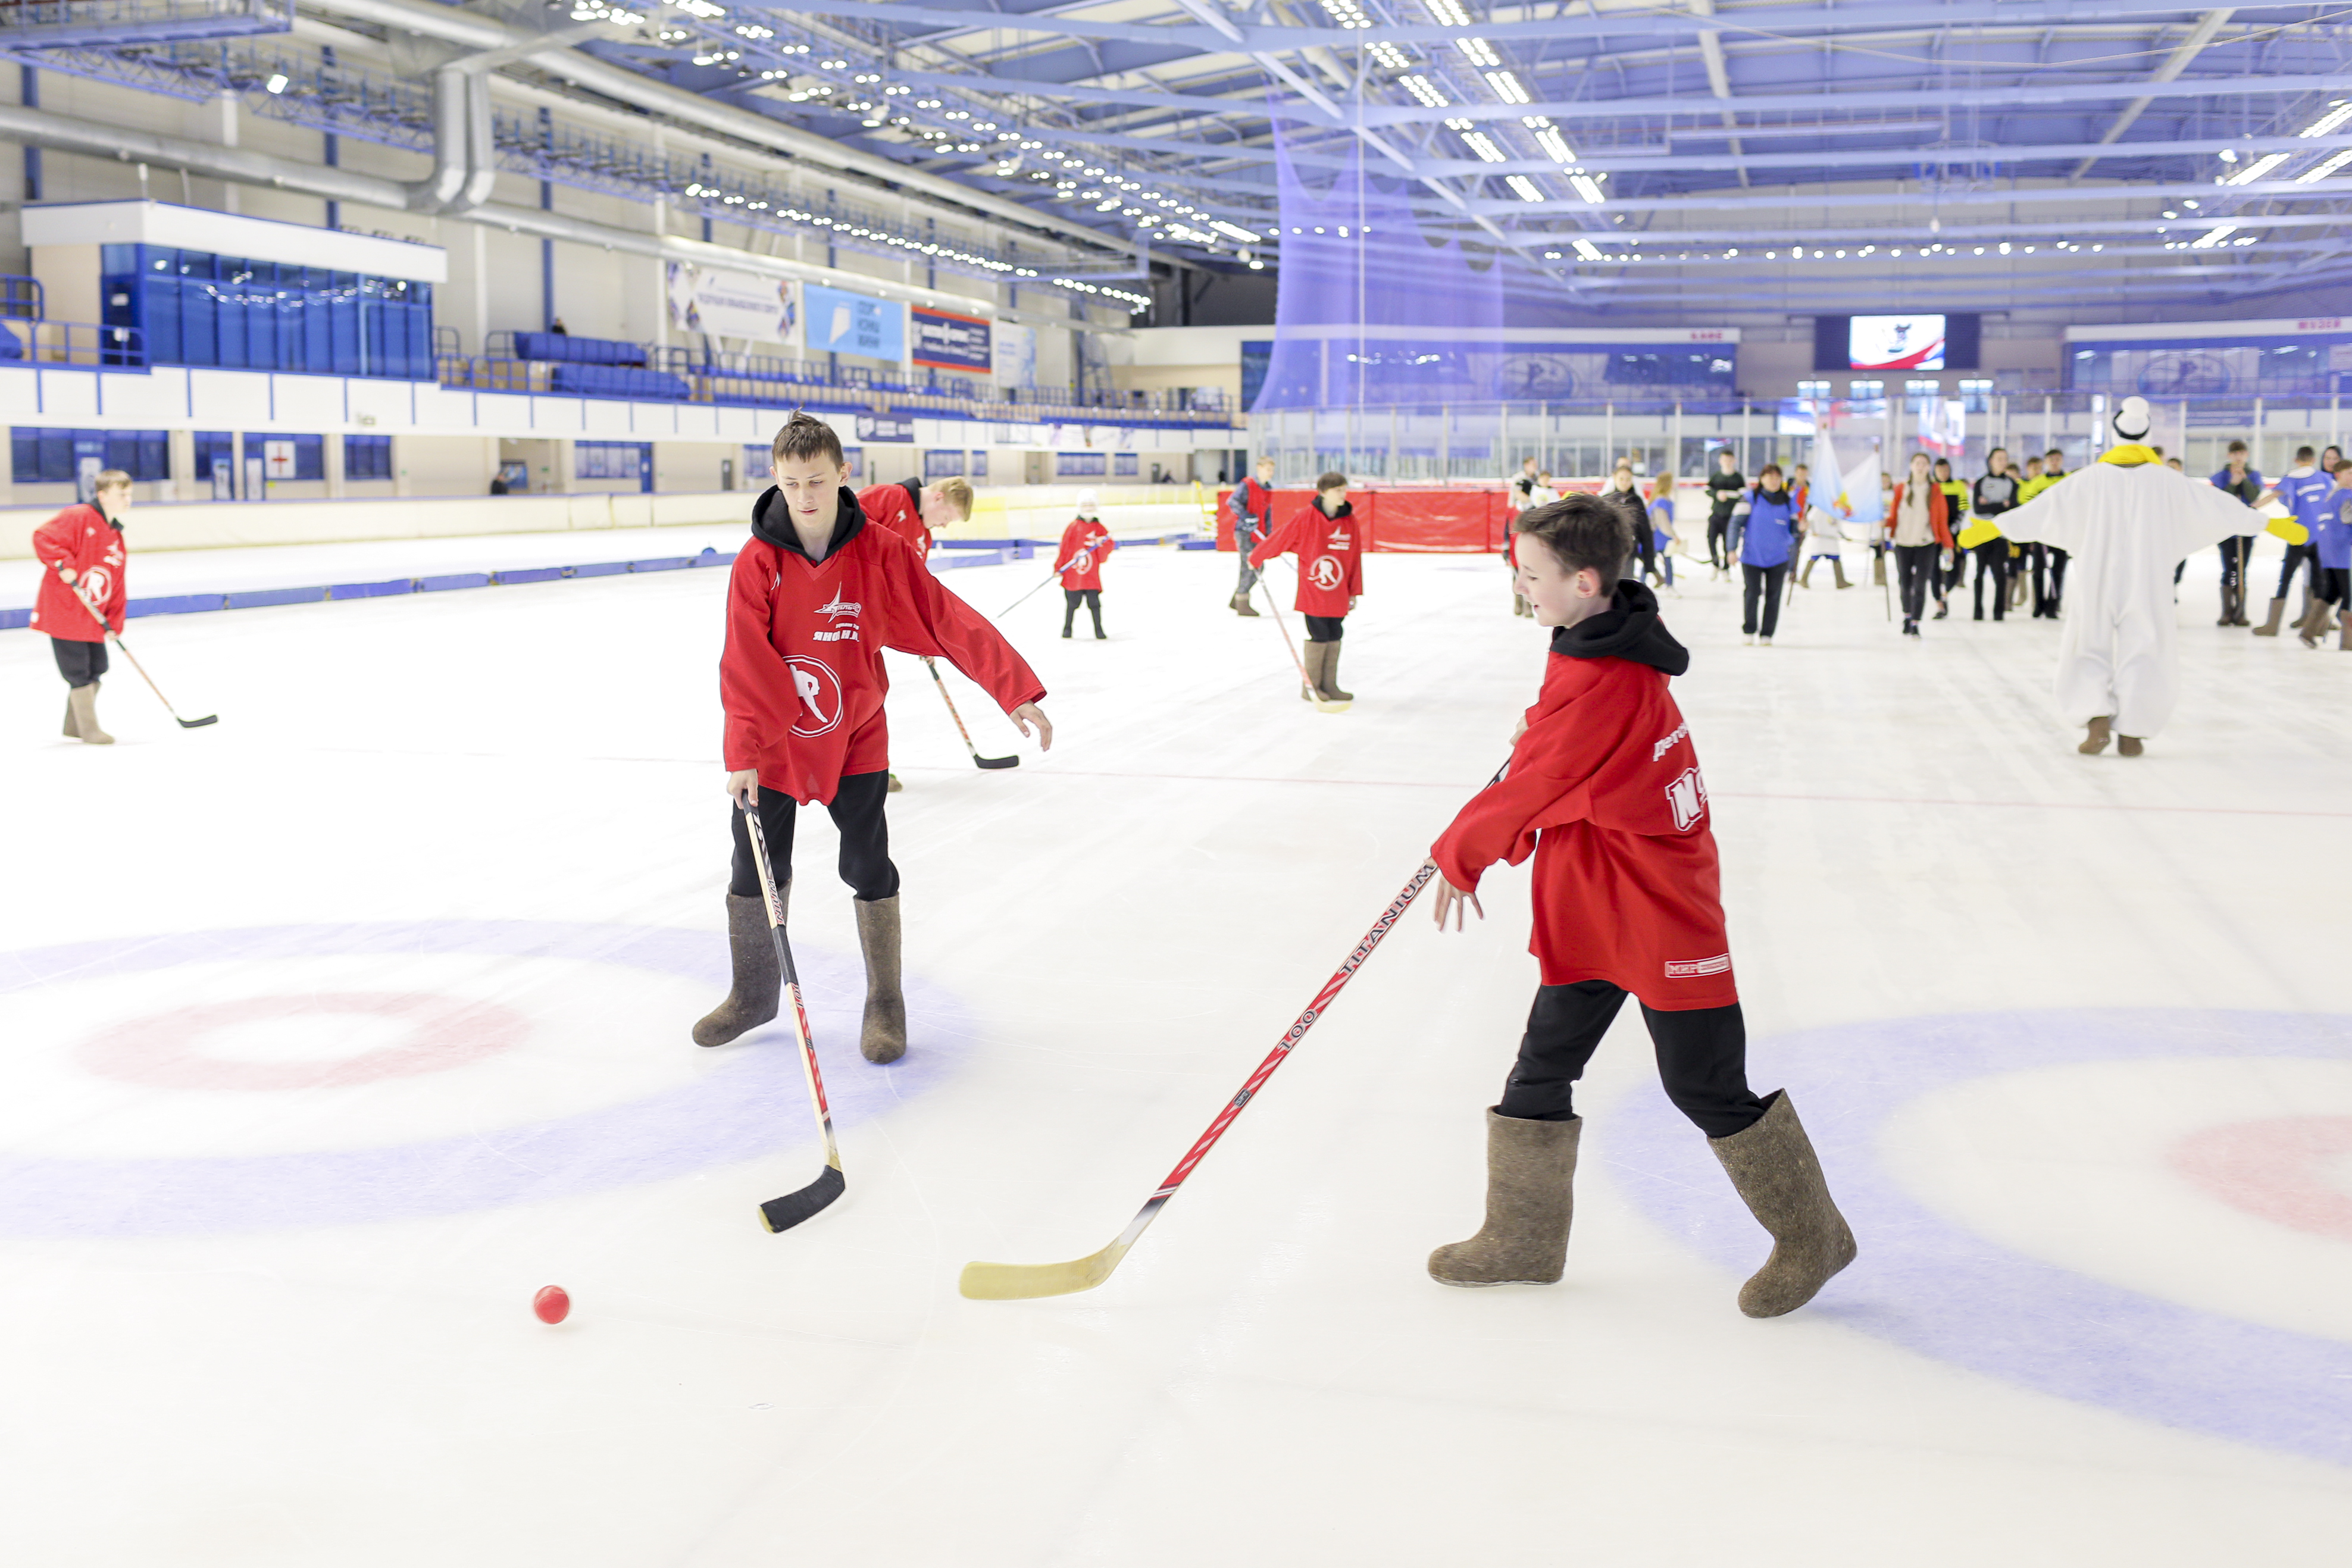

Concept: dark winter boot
[[65, 684, 112, 746], [1707, 1091, 1856, 1318], [694, 890, 783, 1046], [1089, 598, 1106, 640], [1318, 641, 1354, 702], [853, 895, 906, 1064], [2078, 715, 2112, 755], [1428, 1109, 1581, 1287], [2253, 596, 2287, 636], [2217, 584, 2237, 627]]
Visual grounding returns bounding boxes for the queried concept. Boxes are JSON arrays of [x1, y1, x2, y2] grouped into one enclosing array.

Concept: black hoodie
[[749, 484, 868, 564], [1549, 579, 1690, 677]]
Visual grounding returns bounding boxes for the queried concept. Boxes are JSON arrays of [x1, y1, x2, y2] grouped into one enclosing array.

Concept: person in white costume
[[1993, 397, 2263, 758]]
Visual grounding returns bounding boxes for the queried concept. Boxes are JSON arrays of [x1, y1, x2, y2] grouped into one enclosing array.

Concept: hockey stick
[[996, 568, 1058, 618], [1256, 575, 1349, 713], [740, 802, 847, 1232], [53, 564, 218, 727], [961, 856, 1445, 1300], [921, 656, 1019, 769]]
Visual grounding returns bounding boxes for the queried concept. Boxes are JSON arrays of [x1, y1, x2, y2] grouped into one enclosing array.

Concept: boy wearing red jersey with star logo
[[1248, 470, 1362, 702], [696, 414, 1052, 1064], [1423, 492, 1854, 1318]]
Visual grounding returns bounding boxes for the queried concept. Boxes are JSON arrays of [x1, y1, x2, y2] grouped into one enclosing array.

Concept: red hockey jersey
[[29, 503, 126, 641], [722, 487, 1045, 804], [1248, 499, 1362, 616], [1431, 584, 1735, 1010], [859, 480, 931, 556], [1053, 517, 1115, 590]]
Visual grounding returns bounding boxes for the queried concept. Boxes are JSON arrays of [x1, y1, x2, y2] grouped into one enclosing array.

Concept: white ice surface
[[1, 534, 2348, 1565]]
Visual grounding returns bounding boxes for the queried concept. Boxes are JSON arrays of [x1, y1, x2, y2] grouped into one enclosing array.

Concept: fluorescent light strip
[[1485, 70, 1530, 104], [1457, 37, 1499, 66], [1399, 74, 1450, 108], [2300, 148, 2352, 182], [2301, 102, 2352, 137], [2226, 152, 2290, 184], [1505, 174, 1544, 202]]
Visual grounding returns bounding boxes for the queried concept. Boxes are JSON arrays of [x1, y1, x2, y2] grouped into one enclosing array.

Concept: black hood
[[1316, 496, 1354, 519], [1549, 579, 1688, 677], [750, 484, 867, 563]]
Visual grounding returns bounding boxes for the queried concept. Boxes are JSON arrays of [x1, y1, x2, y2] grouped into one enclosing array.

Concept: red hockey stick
[[959, 857, 1443, 1299], [740, 803, 846, 1232]]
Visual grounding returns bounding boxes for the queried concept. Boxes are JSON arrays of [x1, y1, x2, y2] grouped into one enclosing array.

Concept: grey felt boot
[[1299, 640, 1325, 702], [66, 683, 112, 746], [1318, 641, 1354, 702], [854, 895, 906, 1063], [2253, 596, 2287, 636], [1707, 1091, 1856, 1318], [693, 890, 783, 1047], [61, 691, 78, 738], [1428, 1109, 1581, 1287], [2078, 715, 2112, 755]]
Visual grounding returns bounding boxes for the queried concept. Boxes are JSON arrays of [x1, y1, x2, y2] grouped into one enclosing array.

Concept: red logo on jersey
[[785, 656, 845, 737], [1308, 554, 1344, 591]]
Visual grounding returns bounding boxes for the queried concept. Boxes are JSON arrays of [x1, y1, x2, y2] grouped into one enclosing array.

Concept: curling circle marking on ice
[[1608, 1008, 2352, 1467], [80, 993, 529, 1091], [0, 921, 969, 1237]]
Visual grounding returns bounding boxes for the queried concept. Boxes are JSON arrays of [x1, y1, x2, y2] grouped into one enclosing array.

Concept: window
[[1848, 380, 1885, 400], [193, 431, 236, 485], [922, 449, 967, 480], [345, 434, 393, 480], [968, 449, 987, 480], [1796, 380, 1831, 401], [1904, 377, 1941, 412], [1956, 377, 1994, 413], [1114, 452, 1140, 477], [743, 444, 772, 483], [577, 441, 646, 480], [1057, 450, 1108, 478], [10, 427, 172, 483]]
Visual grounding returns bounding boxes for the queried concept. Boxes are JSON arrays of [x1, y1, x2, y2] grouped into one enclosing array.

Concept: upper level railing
[[0, 276, 44, 321], [0, 319, 146, 368], [0, 0, 289, 46]]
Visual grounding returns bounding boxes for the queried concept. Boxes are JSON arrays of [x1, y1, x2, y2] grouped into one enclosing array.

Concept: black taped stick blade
[[759, 1164, 845, 1233], [179, 715, 220, 728], [974, 755, 1020, 769]]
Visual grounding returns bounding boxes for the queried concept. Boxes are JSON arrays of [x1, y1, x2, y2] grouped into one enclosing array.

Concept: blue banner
[[912, 306, 992, 373], [805, 284, 905, 362]]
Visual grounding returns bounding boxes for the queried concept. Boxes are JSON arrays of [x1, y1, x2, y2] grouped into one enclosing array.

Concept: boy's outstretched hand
[[1011, 702, 1054, 751], [1430, 874, 1483, 931]]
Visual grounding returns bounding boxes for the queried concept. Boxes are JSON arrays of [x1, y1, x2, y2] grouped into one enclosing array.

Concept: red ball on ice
[[533, 1285, 571, 1325]]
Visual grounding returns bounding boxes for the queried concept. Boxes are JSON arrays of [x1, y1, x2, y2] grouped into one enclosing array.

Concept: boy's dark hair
[[1758, 461, 1783, 478], [1934, 456, 1951, 470], [1514, 492, 1630, 579], [2226, 439, 2248, 454], [2296, 445, 2317, 462], [2045, 448, 2064, 459], [1315, 469, 1348, 492], [772, 411, 845, 468]]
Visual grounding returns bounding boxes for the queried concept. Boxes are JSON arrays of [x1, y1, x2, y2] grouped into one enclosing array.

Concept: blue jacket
[[2279, 468, 2335, 536], [2323, 485, 2352, 570], [1740, 487, 1800, 568]]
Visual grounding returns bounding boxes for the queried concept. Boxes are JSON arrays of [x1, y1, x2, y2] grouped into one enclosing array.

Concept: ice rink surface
[[1, 528, 2348, 1566]]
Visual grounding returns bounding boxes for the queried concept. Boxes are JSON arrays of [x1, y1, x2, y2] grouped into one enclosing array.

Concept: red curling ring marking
[[77, 993, 530, 1092], [2170, 1115, 2352, 1242]]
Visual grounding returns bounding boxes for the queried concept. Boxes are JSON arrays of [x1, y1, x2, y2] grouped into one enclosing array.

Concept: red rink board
[[1213, 489, 1506, 554]]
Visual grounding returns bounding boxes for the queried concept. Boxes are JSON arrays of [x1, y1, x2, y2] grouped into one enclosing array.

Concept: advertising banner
[[912, 306, 992, 373], [806, 283, 906, 362], [856, 414, 915, 443], [666, 264, 796, 345], [994, 321, 1037, 388]]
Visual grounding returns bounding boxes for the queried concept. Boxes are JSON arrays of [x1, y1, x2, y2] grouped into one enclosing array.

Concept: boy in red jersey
[[1422, 492, 1854, 1318], [696, 415, 1052, 1063], [857, 474, 972, 558], [1247, 470, 1362, 702], [1053, 489, 1115, 639], [30, 468, 132, 744]]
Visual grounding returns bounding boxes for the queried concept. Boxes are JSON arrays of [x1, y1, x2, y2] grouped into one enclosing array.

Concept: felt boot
[[1233, 592, 1260, 618], [1832, 558, 1850, 589], [66, 683, 112, 746], [1318, 640, 1353, 702], [2339, 612, 2352, 651], [1871, 550, 1887, 587], [2253, 596, 2287, 636], [2078, 715, 2112, 755], [1428, 1109, 1581, 1287], [1799, 559, 1816, 589], [61, 691, 79, 738], [2297, 599, 2335, 648], [2117, 733, 2145, 756], [853, 895, 906, 1064], [1299, 640, 1322, 702], [1707, 1091, 1856, 1318], [693, 890, 782, 1046], [2217, 584, 2238, 627]]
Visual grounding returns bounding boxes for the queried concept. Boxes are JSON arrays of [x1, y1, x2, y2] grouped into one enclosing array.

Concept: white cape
[[2000, 454, 2259, 737]]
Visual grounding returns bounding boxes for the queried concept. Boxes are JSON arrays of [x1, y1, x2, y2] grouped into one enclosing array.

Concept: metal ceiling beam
[[1689, 0, 1749, 189], [1466, 171, 2352, 217], [1413, 129, 2352, 181], [2069, 8, 2235, 179]]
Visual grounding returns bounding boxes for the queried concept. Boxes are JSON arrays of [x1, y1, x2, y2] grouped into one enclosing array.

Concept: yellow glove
[[1956, 519, 2003, 550], [2266, 517, 2309, 545]]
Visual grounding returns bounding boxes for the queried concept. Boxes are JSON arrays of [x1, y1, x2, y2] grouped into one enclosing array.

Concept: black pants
[[2319, 565, 2351, 609], [1894, 542, 1940, 621], [1740, 562, 1787, 637], [2278, 540, 2323, 599], [1062, 588, 1103, 636], [1971, 542, 2009, 620], [1706, 516, 1731, 569], [728, 771, 898, 903], [1497, 979, 1767, 1139], [1303, 614, 1346, 643], [2219, 537, 2255, 591], [2031, 544, 2068, 615], [51, 637, 108, 687], [1941, 539, 1968, 594]]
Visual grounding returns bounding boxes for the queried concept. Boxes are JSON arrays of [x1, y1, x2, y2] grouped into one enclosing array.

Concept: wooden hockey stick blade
[[974, 753, 1020, 769], [759, 1163, 845, 1233], [958, 1239, 1133, 1300], [1312, 698, 1351, 713]]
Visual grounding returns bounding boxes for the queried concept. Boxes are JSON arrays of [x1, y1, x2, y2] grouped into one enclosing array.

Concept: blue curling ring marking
[[1610, 1007, 2352, 1467], [0, 921, 967, 1237]]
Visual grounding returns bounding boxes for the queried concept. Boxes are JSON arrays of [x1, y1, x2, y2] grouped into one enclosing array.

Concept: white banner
[[994, 321, 1037, 389], [667, 264, 797, 345]]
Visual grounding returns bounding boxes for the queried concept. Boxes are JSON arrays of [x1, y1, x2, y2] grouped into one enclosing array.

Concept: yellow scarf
[[2101, 443, 2160, 468]]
